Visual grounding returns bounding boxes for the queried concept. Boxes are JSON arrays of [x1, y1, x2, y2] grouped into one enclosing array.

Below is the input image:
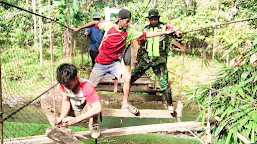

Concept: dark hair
[[93, 18, 101, 21], [57, 63, 77, 85], [118, 9, 131, 19]]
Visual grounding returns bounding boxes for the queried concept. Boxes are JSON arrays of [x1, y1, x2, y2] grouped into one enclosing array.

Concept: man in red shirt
[[73, 9, 174, 115], [41, 63, 101, 139]]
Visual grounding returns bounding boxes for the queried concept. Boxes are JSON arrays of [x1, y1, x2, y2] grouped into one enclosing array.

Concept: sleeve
[[166, 24, 179, 31], [126, 28, 146, 43], [81, 82, 100, 104], [136, 32, 146, 41], [86, 27, 92, 35], [60, 85, 65, 92], [95, 21, 114, 31]]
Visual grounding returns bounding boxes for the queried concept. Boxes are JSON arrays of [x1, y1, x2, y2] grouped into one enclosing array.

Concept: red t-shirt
[[60, 78, 100, 104], [94, 21, 146, 64]]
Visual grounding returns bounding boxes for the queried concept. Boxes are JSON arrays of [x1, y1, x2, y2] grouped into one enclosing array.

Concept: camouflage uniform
[[131, 22, 172, 106]]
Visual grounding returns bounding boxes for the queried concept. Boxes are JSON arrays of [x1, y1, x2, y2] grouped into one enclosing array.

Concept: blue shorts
[[89, 61, 129, 86]]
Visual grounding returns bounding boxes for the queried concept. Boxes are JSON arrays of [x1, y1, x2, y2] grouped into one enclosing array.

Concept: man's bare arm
[[146, 29, 174, 38], [75, 101, 102, 123], [72, 21, 98, 32], [57, 94, 71, 124]]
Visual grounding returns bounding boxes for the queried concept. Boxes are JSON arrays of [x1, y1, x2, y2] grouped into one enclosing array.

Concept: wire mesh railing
[[0, 1, 91, 143]]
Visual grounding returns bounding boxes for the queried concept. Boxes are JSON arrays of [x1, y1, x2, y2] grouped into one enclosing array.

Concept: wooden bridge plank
[[4, 122, 203, 144], [75, 121, 203, 139], [99, 93, 163, 101], [96, 85, 158, 92], [102, 108, 173, 118], [98, 74, 155, 85]]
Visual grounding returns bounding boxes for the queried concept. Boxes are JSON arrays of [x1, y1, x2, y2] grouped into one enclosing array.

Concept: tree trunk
[[49, 0, 54, 83], [39, 2, 43, 65], [32, 0, 37, 48]]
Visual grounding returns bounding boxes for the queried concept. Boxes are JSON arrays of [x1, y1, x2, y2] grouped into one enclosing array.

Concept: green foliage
[[188, 64, 257, 143]]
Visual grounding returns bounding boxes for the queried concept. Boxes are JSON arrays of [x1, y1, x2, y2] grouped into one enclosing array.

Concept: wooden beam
[[102, 108, 173, 118], [96, 85, 158, 92], [97, 74, 155, 85], [74, 121, 203, 139], [100, 94, 163, 101], [4, 122, 203, 144]]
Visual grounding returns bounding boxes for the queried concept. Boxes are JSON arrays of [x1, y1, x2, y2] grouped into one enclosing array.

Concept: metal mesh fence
[[0, 1, 90, 143]]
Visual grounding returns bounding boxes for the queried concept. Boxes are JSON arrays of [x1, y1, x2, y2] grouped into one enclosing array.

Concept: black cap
[[118, 8, 131, 19]]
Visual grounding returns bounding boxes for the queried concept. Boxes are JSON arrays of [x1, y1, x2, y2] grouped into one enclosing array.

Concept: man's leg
[[89, 50, 99, 68], [89, 63, 107, 87], [77, 104, 100, 139], [130, 48, 151, 84], [109, 61, 138, 114], [153, 63, 174, 114], [121, 69, 131, 108]]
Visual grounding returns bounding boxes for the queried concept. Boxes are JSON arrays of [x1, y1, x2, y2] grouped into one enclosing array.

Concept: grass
[[3, 121, 89, 138]]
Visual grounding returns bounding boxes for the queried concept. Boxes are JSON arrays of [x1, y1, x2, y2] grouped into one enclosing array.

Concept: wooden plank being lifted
[[4, 121, 204, 144], [102, 108, 173, 118], [47, 128, 83, 144]]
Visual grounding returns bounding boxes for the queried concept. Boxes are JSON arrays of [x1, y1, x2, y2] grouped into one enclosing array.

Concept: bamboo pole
[[39, 4, 43, 65], [0, 59, 3, 144], [206, 1, 220, 144], [48, 0, 56, 126], [32, 0, 38, 49], [48, 0, 54, 84]]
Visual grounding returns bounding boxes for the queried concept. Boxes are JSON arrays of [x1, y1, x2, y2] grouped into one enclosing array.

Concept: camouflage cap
[[146, 8, 160, 18]]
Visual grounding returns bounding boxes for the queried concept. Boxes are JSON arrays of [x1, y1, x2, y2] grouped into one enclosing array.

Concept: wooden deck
[[102, 109, 173, 118], [95, 74, 159, 92]]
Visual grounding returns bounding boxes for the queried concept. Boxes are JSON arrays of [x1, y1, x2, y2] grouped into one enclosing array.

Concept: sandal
[[122, 105, 139, 115]]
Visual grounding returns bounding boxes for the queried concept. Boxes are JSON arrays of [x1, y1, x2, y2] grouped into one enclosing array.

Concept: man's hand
[[72, 28, 80, 32], [132, 60, 138, 66], [56, 117, 64, 125], [84, 32, 89, 37], [175, 31, 183, 38], [62, 116, 78, 126], [165, 29, 175, 35]]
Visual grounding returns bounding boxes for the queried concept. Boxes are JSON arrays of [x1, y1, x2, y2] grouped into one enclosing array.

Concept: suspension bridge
[[0, 0, 256, 144]]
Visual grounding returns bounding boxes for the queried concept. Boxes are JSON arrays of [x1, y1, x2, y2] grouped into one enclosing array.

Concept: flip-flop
[[122, 105, 139, 115]]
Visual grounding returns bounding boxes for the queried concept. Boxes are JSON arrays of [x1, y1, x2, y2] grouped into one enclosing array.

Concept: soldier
[[131, 8, 183, 114]]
